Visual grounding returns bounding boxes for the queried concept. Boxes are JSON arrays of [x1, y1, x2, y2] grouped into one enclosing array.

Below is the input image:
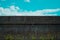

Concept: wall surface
[[0, 16, 60, 24], [0, 16, 60, 40]]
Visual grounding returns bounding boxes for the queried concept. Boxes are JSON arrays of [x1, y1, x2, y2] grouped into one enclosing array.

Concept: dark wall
[[0, 16, 60, 24], [0, 16, 60, 40]]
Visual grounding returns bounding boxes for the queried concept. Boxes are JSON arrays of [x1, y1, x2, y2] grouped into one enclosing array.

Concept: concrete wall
[[0, 16, 60, 24]]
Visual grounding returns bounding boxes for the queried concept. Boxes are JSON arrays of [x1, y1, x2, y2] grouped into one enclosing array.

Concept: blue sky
[[0, 0, 60, 16]]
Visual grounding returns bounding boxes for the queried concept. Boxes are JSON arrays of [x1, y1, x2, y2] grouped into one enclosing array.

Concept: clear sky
[[0, 0, 60, 16]]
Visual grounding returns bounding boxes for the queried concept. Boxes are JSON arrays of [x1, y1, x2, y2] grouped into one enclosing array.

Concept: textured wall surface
[[0, 16, 60, 24], [0, 16, 60, 40], [0, 25, 60, 40]]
